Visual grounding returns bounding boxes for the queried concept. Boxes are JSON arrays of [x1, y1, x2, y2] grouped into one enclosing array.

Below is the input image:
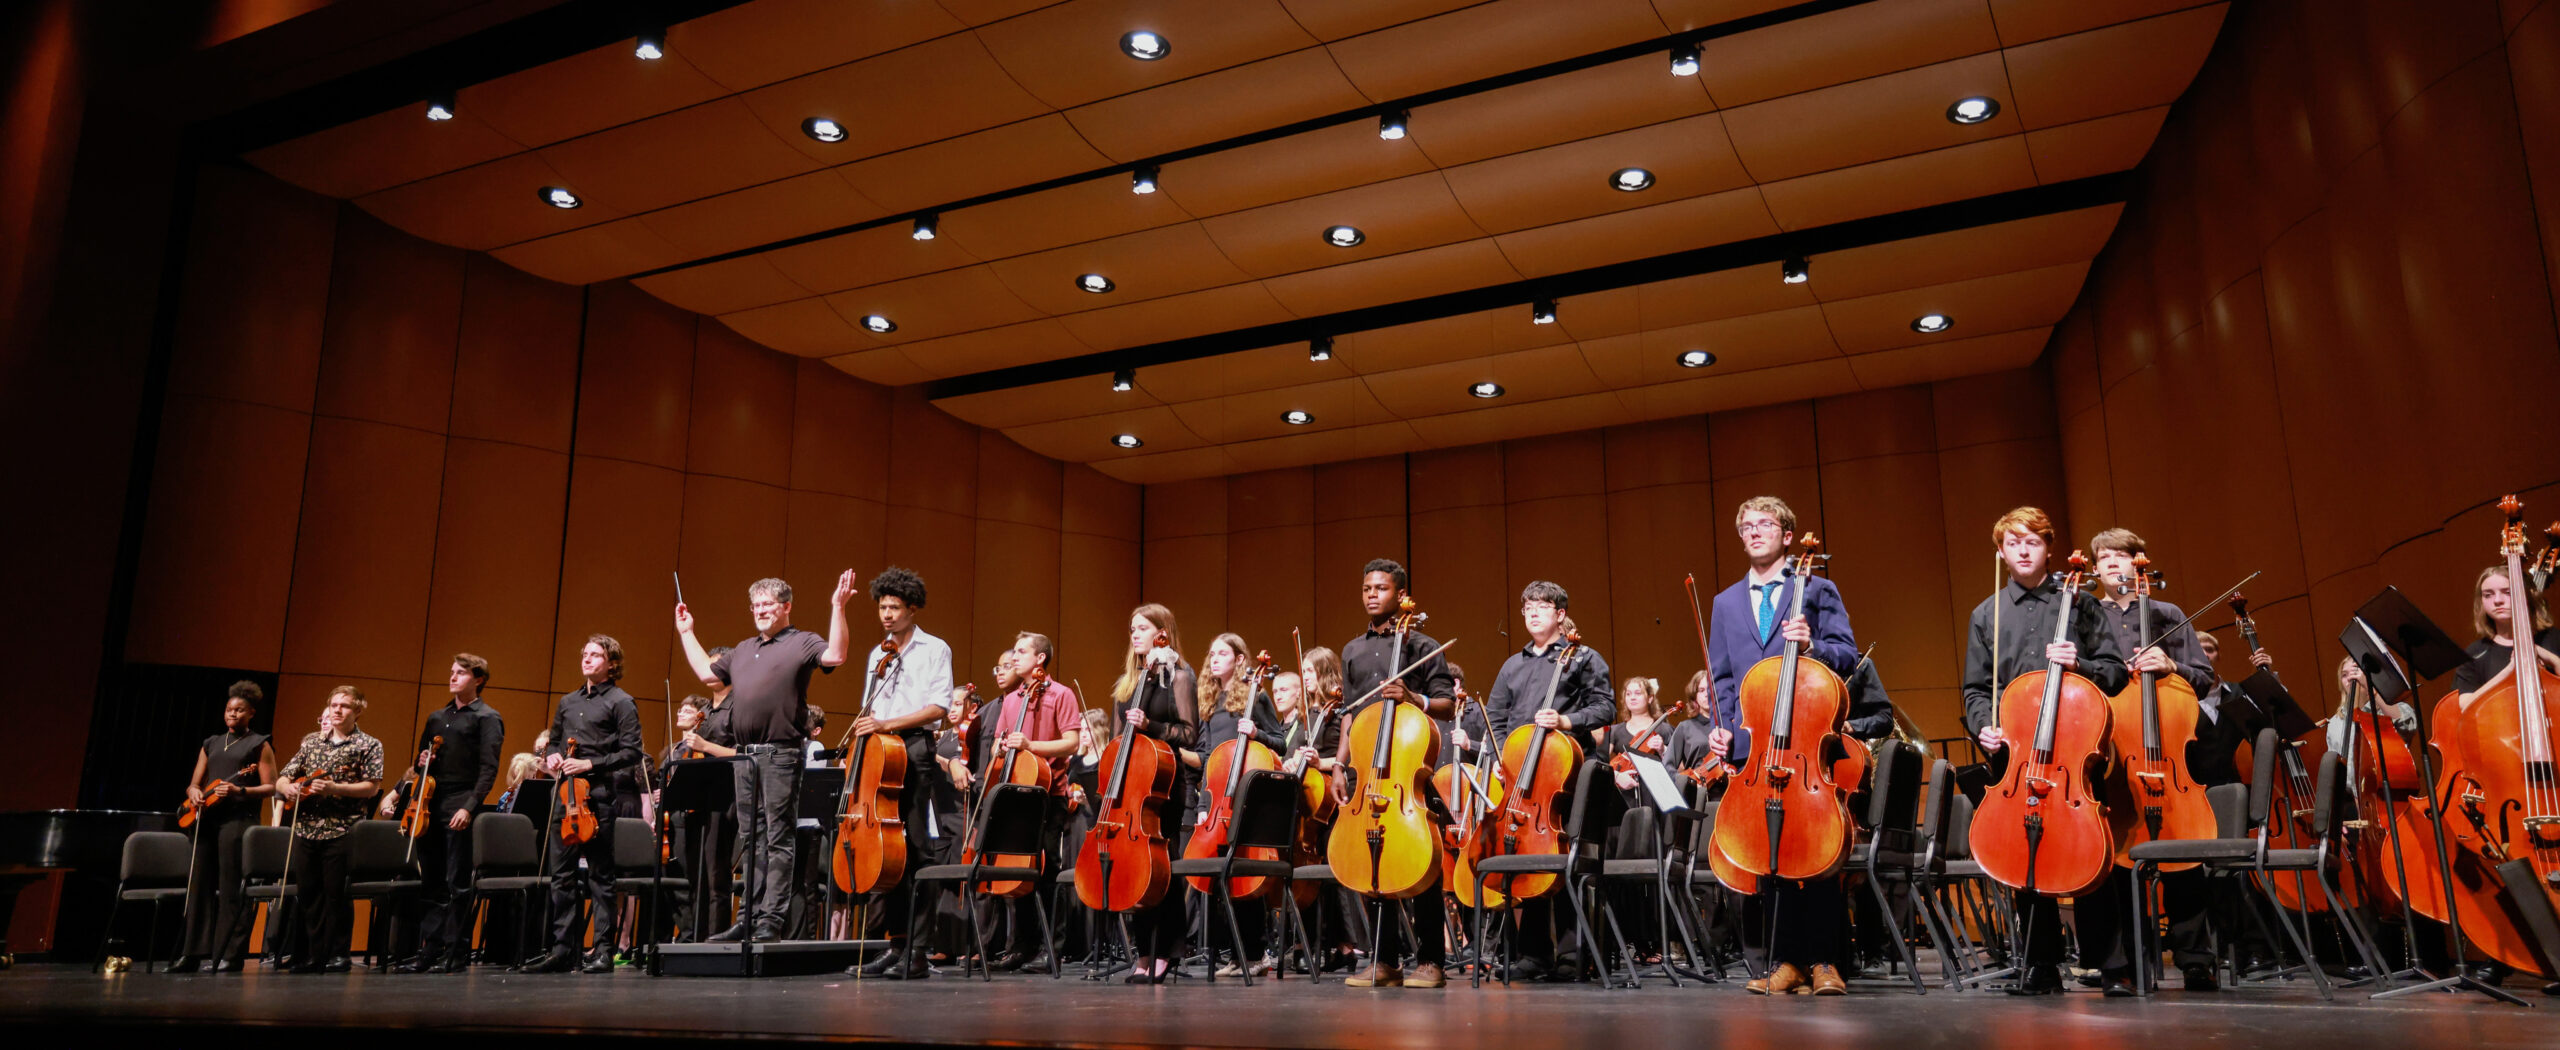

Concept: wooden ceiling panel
[[822, 347, 939, 386], [1547, 286, 1646, 342], [834, 116, 1115, 217], [1335, 307, 1572, 374], [632, 255, 812, 317], [1066, 49, 1374, 164], [887, 319, 1094, 377], [1162, 122, 1438, 219], [2004, 6, 2227, 129], [1170, 376, 1398, 444], [1577, 304, 1840, 387], [1086, 444, 1244, 483], [463, 38, 731, 151], [1135, 342, 1359, 402], [1819, 261, 2091, 354], [1440, 113, 1751, 233], [634, 170, 883, 258], [972, 1, 1319, 110], [763, 224, 987, 299], [1325, 0, 1671, 102], [738, 35, 1054, 165], [675, 0, 970, 91], [538, 99, 822, 218], [2025, 106, 2170, 183], [1360, 342, 1607, 418], [1277, 0, 1491, 41], [722, 298, 874, 358], [1055, 282, 1299, 350], [1722, 53, 2019, 183], [946, 177, 1198, 264], [1199, 173, 1488, 278], [1988, 0, 2219, 47], [988, 222, 1252, 315], [487, 220, 691, 286], [1492, 185, 1779, 276], [1758, 137, 2038, 230], [1411, 56, 1715, 169], [1626, 265, 1819, 331], [1006, 404, 1209, 461], [245, 102, 527, 201], [1407, 389, 1630, 449], [1219, 420, 1424, 474], [931, 0, 1067, 26], [1260, 239, 1524, 317], [1806, 205, 2123, 301], [1614, 357, 1857, 417], [1645, 0, 1815, 33], [819, 265, 1048, 344], [356, 153, 602, 251], [1846, 326, 2049, 388], [1695, 0, 2001, 109], [934, 374, 1162, 431]]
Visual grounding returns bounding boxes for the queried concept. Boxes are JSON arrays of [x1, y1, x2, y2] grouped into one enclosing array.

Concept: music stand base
[[656, 938, 889, 978], [2370, 970, 2532, 1006]]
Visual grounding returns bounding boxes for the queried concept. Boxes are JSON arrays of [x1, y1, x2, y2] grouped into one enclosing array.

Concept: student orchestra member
[[381, 654, 505, 974], [1188, 631, 1288, 977], [273, 685, 384, 974], [1480, 582, 1615, 981], [530, 635, 643, 974], [171, 682, 277, 974], [841, 569, 953, 978], [1331, 558, 1458, 990], [1111, 603, 1200, 984]]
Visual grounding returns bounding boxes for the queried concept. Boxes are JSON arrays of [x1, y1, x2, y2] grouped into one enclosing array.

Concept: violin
[[1438, 685, 1510, 908], [1968, 551, 2116, 898], [832, 636, 910, 896], [398, 737, 443, 839], [1186, 653, 1286, 899], [946, 683, 983, 773], [1714, 536, 1856, 881], [1679, 574, 1734, 791], [1326, 595, 1447, 900], [2101, 554, 2215, 869], [178, 766, 261, 829], [1469, 631, 1590, 899], [965, 672, 1053, 898], [557, 737, 597, 846], [2436, 496, 2560, 974], [1075, 642, 1178, 912]]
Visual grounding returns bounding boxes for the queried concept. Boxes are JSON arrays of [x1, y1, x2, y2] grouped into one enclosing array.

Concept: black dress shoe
[[321, 956, 351, 973], [2007, 965, 2064, 996], [2181, 965, 2219, 991], [392, 958, 431, 974], [884, 956, 931, 980], [750, 924, 783, 944], [853, 950, 900, 977], [166, 956, 203, 974], [1019, 952, 1053, 974], [211, 958, 242, 974], [2102, 975, 2138, 998], [991, 949, 1027, 972], [582, 952, 615, 975], [528, 947, 579, 974], [706, 922, 749, 943]]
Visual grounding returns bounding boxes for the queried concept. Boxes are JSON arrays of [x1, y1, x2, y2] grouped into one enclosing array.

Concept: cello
[[2437, 495, 2560, 976], [966, 672, 1051, 898], [1713, 537, 1855, 882], [1327, 597, 1449, 901], [1185, 653, 1284, 898], [831, 637, 909, 896], [1439, 685, 1510, 909], [2102, 554, 2215, 868], [1969, 551, 2115, 899], [556, 737, 597, 847], [1074, 632, 1179, 912], [1469, 631, 1589, 899]]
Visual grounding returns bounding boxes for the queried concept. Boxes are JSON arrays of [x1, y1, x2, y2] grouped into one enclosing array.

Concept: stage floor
[[3, 961, 2552, 1049]]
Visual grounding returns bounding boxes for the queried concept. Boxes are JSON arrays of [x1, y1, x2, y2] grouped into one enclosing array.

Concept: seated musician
[[975, 632, 1082, 973], [273, 685, 384, 974], [172, 681, 276, 974], [1481, 584, 1614, 982]]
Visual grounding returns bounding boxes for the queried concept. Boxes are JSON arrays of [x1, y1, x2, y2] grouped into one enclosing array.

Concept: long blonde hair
[[1112, 603, 1183, 704], [1620, 676, 1661, 720], [1198, 632, 1255, 715], [2474, 565, 2553, 639], [1300, 646, 1345, 704]]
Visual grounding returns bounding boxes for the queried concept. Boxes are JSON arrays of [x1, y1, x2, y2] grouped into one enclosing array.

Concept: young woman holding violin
[[1095, 603, 1199, 984], [170, 681, 277, 974], [1601, 676, 1666, 770]]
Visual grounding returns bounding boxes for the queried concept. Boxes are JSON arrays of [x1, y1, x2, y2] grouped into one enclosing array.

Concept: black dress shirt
[[2093, 594, 2214, 695], [1961, 575, 2131, 736], [544, 681, 643, 801], [1483, 636, 1615, 754], [416, 697, 505, 814], [1336, 623, 1456, 761], [2450, 627, 2560, 693]]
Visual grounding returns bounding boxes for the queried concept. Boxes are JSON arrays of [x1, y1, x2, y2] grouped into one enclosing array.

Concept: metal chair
[[1841, 739, 1931, 992], [96, 831, 191, 973], [1939, 790, 2017, 988], [344, 819, 422, 969], [1166, 770, 1306, 986], [909, 782, 1057, 980], [466, 812, 544, 966], [1593, 797, 1710, 986], [1470, 760, 1636, 989], [610, 816, 687, 949], [236, 825, 296, 965]]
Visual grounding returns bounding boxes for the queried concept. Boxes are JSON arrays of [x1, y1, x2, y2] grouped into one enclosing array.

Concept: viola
[[1969, 551, 2116, 898], [832, 636, 910, 895], [1327, 596, 1448, 900], [965, 672, 1053, 898], [1438, 685, 1510, 909], [398, 737, 443, 839], [1469, 631, 1591, 899], [2436, 496, 2560, 975], [2100, 554, 2215, 869], [1186, 653, 1285, 898], [556, 737, 597, 846], [1075, 655, 1178, 913], [177, 766, 261, 829], [1714, 536, 1856, 881]]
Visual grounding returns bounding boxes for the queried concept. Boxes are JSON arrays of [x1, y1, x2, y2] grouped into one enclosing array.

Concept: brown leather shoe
[[1344, 961, 1402, 988], [1809, 964, 1847, 995], [1746, 962, 1806, 995], [1404, 962, 1446, 988]]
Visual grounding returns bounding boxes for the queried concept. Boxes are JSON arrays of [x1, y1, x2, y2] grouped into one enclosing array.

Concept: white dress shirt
[[865, 625, 954, 726]]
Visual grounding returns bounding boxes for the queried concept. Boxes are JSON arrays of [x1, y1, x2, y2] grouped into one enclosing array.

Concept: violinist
[[1333, 558, 1457, 990], [171, 682, 276, 974], [681, 573, 860, 947], [1706, 497, 1860, 996], [1190, 632, 1289, 977], [1290, 647, 1361, 973], [1601, 677, 1666, 769], [839, 568, 951, 978], [1662, 670, 1722, 789], [530, 635, 644, 974], [273, 685, 384, 974], [1482, 584, 1616, 981], [1110, 603, 1200, 983], [980, 633, 1082, 972], [380, 654, 505, 973], [1961, 506, 2129, 996]]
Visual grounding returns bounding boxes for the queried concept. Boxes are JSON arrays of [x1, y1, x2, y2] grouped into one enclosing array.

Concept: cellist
[[1704, 497, 1860, 996], [530, 635, 643, 974], [1188, 632, 1288, 977], [836, 568, 951, 979], [1112, 603, 1200, 984], [980, 632, 1082, 973], [1330, 558, 1459, 989], [1480, 582, 1615, 981], [1962, 507, 2129, 996]]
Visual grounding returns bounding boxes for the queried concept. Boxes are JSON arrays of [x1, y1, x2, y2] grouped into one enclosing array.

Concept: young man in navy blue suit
[[1703, 496, 1860, 995]]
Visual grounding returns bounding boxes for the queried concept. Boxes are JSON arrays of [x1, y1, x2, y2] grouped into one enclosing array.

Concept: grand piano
[[0, 809, 171, 966]]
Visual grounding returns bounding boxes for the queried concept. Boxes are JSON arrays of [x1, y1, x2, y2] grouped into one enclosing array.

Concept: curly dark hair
[[870, 566, 928, 609]]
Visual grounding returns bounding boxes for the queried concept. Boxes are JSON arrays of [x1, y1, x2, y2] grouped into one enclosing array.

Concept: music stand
[[2344, 595, 2528, 1006], [653, 756, 744, 975], [2234, 669, 2318, 741]]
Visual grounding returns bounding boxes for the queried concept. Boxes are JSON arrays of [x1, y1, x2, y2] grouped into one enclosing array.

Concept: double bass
[[1469, 631, 1589, 899], [1969, 551, 2116, 898], [2438, 495, 2560, 976], [1327, 596, 1448, 900], [1713, 537, 1855, 881], [965, 673, 1050, 898], [2102, 554, 2215, 868], [1185, 653, 1283, 898], [831, 637, 909, 895], [1075, 632, 1179, 912]]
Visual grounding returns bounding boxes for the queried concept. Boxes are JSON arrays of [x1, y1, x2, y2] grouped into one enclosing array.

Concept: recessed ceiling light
[[1782, 257, 1810, 284], [540, 186, 581, 209], [1131, 164, 1158, 194], [1112, 433, 1144, 449], [1911, 313, 1952, 334], [1322, 225, 1365, 247], [1677, 350, 1715, 368], [1468, 381, 1505, 399], [861, 314, 896, 334], [1946, 96, 1999, 125], [1111, 368, 1134, 392], [802, 117, 846, 143], [1530, 299, 1557, 325], [1282, 410, 1314, 426], [1378, 110, 1409, 141], [1121, 30, 1169, 61], [1669, 45, 1700, 77], [1610, 167, 1655, 192], [1077, 273, 1115, 294], [911, 214, 938, 241], [425, 93, 455, 122], [634, 31, 665, 61], [1309, 336, 1333, 362]]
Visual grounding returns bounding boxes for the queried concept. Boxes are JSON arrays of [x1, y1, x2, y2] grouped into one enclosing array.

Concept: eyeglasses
[[1737, 520, 1784, 535], [750, 601, 786, 611], [1521, 601, 1558, 613]]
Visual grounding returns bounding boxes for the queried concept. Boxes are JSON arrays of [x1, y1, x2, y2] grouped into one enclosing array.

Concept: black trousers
[[548, 803, 618, 952], [289, 832, 356, 963], [736, 747, 804, 930], [876, 735, 947, 955], [415, 810, 477, 965], [1124, 806, 1190, 960], [2013, 875, 2141, 974], [1764, 876, 1846, 968], [180, 812, 253, 960]]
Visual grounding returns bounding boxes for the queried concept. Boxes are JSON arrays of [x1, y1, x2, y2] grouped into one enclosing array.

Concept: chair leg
[[2315, 868, 2386, 983], [2247, 872, 2332, 1001], [1864, 865, 1926, 993], [146, 898, 164, 974], [1217, 889, 1252, 988], [1590, 876, 1644, 989], [96, 891, 124, 973]]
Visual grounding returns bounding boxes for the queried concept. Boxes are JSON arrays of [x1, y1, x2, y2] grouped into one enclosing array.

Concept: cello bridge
[[2023, 775, 2055, 797]]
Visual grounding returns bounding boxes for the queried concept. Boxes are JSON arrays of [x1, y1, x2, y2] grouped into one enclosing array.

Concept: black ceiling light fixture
[[1077, 273, 1116, 294], [1282, 409, 1313, 425], [1468, 381, 1505, 399], [861, 314, 895, 334], [1322, 225, 1366, 247], [1782, 256, 1809, 284], [540, 186, 582, 209], [1946, 96, 1999, 125], [633, 28, 666, 61], [1530, 298, 1557, 325], [1112, 433, 1143, 448], [1110, 367, 1135, 392], [1677, 350, 1715, 368], [1131, 164, 1159, 195], [802, 117, 846, 143], [910, 213, 938, 241], [1120, 30, 1169, 60], [1378, 109, 1409, 141], [425, 90, 455, 122], [1610, 167, 1655, 192], [1309, 335, 1333, 361], [1911, 313, 1952, 333], [1669, 44, 1700, 77]]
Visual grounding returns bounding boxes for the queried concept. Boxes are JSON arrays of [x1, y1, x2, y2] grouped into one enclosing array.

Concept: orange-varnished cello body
[[2102, 555, 2215, 869], [1970, 553, 2116, 898], [1328, 597, 1445, 901], [1439, 686, 1510, 908], [1714, 537, 1855, 881], [1185, 653, 1282, 898], [832, 638, 909, 896], [1077, 641, 1178, 912]]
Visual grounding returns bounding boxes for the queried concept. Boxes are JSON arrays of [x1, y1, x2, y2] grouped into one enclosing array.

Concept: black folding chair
[[610, 816, 687, 948], [236, 825, 295, 966], [1593, 798, 1708, 987], [1471, 760, 1635, 989], [466, 812, 544, 967], [1166, 770, 1306, 986], [97, 831, 190, 972], [345, 819, 421, 969], [1841, 740, 1930, 992], [910, 783, 1057, 980]]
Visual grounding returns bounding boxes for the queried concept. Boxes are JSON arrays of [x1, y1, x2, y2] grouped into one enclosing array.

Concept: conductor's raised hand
[[674, 602, 695, 636], [833, 568, 858, 609]]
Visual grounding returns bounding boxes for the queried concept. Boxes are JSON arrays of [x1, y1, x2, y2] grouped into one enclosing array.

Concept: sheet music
[[1628, 754, 1689, 812]]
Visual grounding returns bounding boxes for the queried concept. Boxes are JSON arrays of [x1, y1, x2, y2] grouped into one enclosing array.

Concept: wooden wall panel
[[554, 456, 685, 694], [314, 210, 462, 433], [884, 506, 980, 669], [1603, 482, 1719, 693], [686, 320, 798, 487], [1058, 531, 1142, 704], [784, 490, 887, 715], [166, 167, 335, 413], [418, 438, 568, 684], [1821, 453, 1956, 689], [451, 255, 582, 452], [574, 281, 696, 470], [1228, 523, 1315, 661], [125, 396, 310, 669], [888, 386, 981, 518], [972, 519, 1064, 679], [676, 476, 793, 683], [790, 358, 893, 500], [1313, 513, 1406, 648], [280, 418, 444, 681]]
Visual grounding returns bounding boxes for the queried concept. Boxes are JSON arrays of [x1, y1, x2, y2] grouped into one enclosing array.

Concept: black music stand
[[2235, 669, 2318, 741], [651, 756, 743, 975], [2344, 591, 2529, 1007]]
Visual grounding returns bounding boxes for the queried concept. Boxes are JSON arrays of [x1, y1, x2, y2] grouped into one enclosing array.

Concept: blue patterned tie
[[1756, 581, 1777, 644]]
